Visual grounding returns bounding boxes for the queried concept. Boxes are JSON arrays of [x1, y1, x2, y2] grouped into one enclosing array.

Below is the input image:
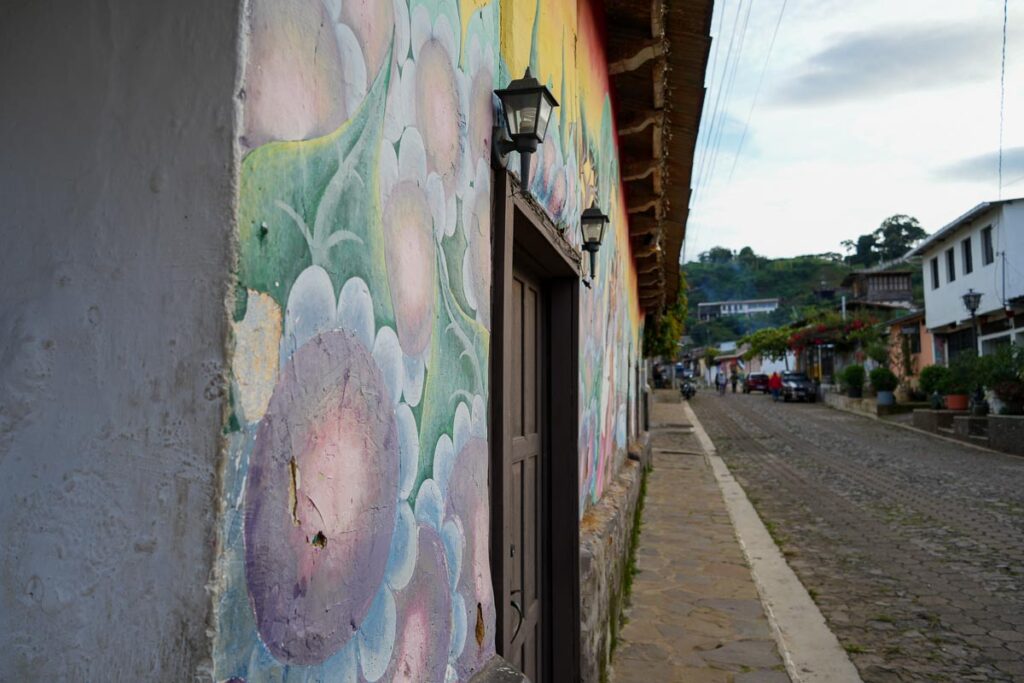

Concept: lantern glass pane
[[502, 91, 540, 137], [582, 218, 602, 244], [536, 97, 554, 140]]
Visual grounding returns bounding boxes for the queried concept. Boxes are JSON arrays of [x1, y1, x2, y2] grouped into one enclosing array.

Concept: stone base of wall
[[628, 430, 652, 470], [826, 392, 927, 418], [912, 409, 959, 432], [824, 391, 878, 417], [579, 438, 649, 683], [988, 415, 1024, 455], [467, 655, 531, 683], [953, 415, 989, 440]]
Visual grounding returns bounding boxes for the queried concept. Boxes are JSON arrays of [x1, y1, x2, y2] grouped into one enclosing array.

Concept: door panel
[[507, 268, 545, 683]]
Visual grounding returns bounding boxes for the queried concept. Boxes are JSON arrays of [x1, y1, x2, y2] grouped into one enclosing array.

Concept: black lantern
[[493, 67, 558, 191], [962, 288, 982, 316], [580, 200, 609, 278]]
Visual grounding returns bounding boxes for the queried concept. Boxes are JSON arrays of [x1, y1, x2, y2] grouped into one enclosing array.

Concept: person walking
[[730, 368, 739, 394], [769, 371, 783, 402], [716, 369, 728, 395]]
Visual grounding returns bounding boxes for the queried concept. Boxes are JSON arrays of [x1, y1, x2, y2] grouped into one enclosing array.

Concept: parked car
[[781, 372, 817, 403], [743, 373, 770, 394]]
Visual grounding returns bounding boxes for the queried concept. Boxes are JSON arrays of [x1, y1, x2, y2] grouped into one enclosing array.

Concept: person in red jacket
[[768, 372, 783, 402]]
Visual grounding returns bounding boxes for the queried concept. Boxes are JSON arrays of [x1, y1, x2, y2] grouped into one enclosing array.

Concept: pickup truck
[[781, 372, 817, 403]]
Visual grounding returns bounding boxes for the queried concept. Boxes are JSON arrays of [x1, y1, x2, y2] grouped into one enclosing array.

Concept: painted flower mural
[[218, 0, 643, 680], [244, 327, 399, 665], [216, 1, 499, 681]]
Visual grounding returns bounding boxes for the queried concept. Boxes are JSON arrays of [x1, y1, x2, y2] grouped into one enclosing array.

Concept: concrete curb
[[680, 401, 863, 683]]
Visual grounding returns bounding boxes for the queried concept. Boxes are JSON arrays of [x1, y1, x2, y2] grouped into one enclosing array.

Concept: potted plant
[[993, 380, 1024, 415], [977, 345, 1024, 414], [870, 367, 899, 406], [919, 364, 950, 409], [841, 364, 866, 398], [942, 355, 975, 411]]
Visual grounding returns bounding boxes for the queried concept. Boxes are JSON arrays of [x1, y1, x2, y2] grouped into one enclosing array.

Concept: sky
[[684, 0, 1024, 261]]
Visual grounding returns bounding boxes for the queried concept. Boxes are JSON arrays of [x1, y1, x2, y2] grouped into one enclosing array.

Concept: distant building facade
[[698, 298, 780, 321], [841, 270, 914, 308]]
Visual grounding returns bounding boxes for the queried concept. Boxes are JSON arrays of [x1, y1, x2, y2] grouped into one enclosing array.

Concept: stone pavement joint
[[610, 393, 790, 683]]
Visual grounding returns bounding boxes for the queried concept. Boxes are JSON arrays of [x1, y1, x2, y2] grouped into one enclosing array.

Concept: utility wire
[[692, 0, 729, 182], [693, 0, 745, 203], [999, 0, 1008, 199], [696, 0, 755, 208], [694, 0, 747, 200], [729, 0, 787, 182]]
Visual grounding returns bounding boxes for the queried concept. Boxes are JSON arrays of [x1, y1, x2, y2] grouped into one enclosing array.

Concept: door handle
[[510, 589, 524, 642]]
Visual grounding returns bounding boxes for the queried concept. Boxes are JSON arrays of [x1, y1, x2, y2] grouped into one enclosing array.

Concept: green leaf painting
[[237, 44, 395, 329]]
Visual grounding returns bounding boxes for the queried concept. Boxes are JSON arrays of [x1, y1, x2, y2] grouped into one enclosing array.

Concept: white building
[[697, 298, 779, 321], [906, 198, 1024, 360]]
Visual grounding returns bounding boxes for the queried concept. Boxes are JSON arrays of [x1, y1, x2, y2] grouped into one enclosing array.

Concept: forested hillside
[[683, 247, 853, 346]]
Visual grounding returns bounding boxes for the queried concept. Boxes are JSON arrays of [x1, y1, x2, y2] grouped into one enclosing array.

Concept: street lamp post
[[962, 288, 982, 357], [962, 288, 987, 415]]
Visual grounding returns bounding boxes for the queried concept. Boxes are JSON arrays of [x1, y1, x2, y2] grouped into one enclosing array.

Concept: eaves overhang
[[604, 0, 714, 314], [905, 198, 1022, 259]]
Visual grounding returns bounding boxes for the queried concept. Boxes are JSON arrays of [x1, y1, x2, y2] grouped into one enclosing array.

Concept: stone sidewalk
[[610, 394, 790, 683]]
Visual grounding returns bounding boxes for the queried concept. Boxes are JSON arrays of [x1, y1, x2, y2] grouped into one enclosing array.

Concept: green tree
[[643, 275, 688, 358], [742, 327, 791, 369], [699, 246, 735, 264], [841, 234, 880, 267], [841, 214, 927, 265], [873, 215, 927, 261]]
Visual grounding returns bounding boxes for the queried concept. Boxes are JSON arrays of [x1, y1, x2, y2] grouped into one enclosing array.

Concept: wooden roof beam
[[609, 38, 668, 76], [628, 215, 660, 237], [618, 109, 665, 137], [622, 158, 661, 183], [632, 241, 661, 259], [626, 191, 662, 215], [637, 258, 663, 276]]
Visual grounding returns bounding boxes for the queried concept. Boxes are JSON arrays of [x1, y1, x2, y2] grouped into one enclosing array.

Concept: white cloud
[[686, 0, 1024, 261]]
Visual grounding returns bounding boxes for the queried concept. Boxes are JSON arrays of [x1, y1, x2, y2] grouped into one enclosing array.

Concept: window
[[930, 257, 940, 289], [962, 237, 973, 274], [982, 226, 995, 265], [946, 248, 956, 282]]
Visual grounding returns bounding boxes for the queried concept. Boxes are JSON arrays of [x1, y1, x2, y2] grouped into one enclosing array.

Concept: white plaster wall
[[0, 1, 239, 679], [921, 201, 1024, 330]]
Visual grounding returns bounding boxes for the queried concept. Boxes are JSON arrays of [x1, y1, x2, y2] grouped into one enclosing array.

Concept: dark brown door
[[490, 173, 580, 682], [507, 266, 545, 681]]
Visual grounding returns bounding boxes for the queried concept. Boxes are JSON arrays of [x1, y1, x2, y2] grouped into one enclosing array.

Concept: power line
[[696, 0, 729, 155], [729, 0, 787, 182], [693, 0, 745, 203], [699, 0, 755, 205], [694, 0, 754, 207], [999, 0, 1008, 199]]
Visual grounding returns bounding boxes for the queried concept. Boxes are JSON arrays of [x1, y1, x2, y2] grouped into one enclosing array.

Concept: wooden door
[[490, 173, 580, 682], [507, 266, 545, 681]]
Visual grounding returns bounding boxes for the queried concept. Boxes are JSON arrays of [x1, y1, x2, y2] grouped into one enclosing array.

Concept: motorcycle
[[680, 380, 696, 400]]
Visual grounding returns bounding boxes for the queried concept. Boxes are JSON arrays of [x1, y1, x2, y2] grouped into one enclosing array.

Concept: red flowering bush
[[787, 314, 879, 352]]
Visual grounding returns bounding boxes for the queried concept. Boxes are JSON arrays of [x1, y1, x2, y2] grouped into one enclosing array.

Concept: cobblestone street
[[691, 392, 1024, 682]]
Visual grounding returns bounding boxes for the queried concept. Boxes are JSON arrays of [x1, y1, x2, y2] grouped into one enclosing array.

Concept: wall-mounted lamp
[[493, 68, 558, 191], [580, 200, 609, 279]]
